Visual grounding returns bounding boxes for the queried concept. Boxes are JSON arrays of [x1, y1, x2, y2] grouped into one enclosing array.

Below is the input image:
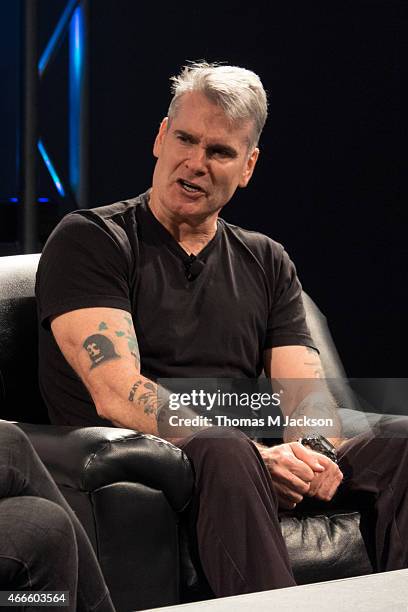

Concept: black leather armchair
[[0, 253, 375, 611]]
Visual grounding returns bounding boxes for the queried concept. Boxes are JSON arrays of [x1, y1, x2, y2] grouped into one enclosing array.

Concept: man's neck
[[148, 190, 218, 255], [177, 233, 215, 256]]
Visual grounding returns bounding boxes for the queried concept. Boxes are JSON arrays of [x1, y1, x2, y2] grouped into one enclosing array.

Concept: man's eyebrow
[[207, 143, 238, 157], [174, 129, 199, 143], [174, 130, 239, 157]]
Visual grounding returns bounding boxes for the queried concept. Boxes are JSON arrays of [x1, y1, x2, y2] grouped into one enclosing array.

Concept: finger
[[315, 482, 339, 501], [272, 469, 311, 495], [263, 445, 315, 483], [278, 498, 298, 511], [314, 477, 332, 500], [290, 442, 326, 472], [288, 458, 316, 483], [306, 467, 332, 499], [326, 471, 343, 499], [306, 475, 321, 497], [307, 469, 330, 497], [275, 483, 304, 505], [274, 480, 305, 503], [314, 467, 343, 501]]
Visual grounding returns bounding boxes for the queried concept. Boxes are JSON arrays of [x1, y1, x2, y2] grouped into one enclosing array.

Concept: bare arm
[[264, 345, 343, 445], [255, 345, 344, 506], [51, 307, 166, 434], [51, 307, 201, 440]]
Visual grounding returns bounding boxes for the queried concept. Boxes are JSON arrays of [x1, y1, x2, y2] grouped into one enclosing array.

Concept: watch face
[[301, 435, 337, 463]]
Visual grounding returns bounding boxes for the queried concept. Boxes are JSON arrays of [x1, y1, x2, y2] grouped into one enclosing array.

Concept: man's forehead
[[169, 94, 253, 148]]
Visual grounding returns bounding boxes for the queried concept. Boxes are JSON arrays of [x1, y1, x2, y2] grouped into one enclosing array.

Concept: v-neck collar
[[140, 191, 221, 263]]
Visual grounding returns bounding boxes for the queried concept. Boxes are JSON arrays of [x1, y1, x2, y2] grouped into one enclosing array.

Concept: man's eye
[[210, 149, 232, 159], [177, 134, 191, 143]]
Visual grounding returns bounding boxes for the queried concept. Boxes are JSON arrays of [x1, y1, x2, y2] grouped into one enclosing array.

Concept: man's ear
[[153, 117, 169, 158], [239, 147, 259, 188]]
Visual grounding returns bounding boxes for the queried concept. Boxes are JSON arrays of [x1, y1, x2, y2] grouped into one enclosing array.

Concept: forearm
[[92, 368, 206, 441], [280, 385, 343, 445], [266, 346, 343, 446], [93, 369, 163, 435], [51, 308, 203, 440]]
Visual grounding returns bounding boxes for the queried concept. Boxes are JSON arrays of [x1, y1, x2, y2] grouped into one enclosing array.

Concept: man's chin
[[152, 188, 222, 224], [172, 195, 210, 216], [172, 204, 212, 223]]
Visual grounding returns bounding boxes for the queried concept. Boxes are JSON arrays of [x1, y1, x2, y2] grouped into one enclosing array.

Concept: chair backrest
[[0, 253, 356, 424], [0, 253, 47, 423], [303, 292, 361, 415], [303, 292, 346, 379]]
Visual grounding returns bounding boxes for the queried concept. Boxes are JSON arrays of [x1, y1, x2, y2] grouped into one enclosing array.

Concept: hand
[[257, 442, 326, 510], [306, 453, 343, 501]]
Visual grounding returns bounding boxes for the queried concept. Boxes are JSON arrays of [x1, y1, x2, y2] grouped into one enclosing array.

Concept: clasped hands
[[258, 442, 343, 510]]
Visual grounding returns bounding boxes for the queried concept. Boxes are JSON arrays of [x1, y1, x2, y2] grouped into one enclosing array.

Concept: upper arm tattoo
[[83, 334, 121, 369], [114, 316, 140, 369], [83, 317, 141, 371]]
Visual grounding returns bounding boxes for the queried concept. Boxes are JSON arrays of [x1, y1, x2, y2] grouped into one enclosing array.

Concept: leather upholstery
[[19, 423, 192, 511], [0, 253, 375, 610], [0, 254, 45, 422], [282, 509, 373, 583]]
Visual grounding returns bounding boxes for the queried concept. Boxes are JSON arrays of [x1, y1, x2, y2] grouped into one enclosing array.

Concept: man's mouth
[[177, 179, 205, 194]]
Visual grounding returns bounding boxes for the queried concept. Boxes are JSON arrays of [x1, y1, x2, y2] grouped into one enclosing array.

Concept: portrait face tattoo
[[83, 334, 120, 369]]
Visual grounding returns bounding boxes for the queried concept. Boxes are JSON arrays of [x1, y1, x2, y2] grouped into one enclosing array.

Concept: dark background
[[1, 0, 406, 376]]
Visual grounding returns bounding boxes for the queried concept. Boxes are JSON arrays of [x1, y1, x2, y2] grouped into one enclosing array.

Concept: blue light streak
[[38, 141, 66, 197], [69, 5, 84, 195], [8, 197, 50, 203], [38, 0, 78, 78]]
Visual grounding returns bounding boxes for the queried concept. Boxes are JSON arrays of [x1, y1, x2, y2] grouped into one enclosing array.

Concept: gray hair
[[167, 61, 268, 149]]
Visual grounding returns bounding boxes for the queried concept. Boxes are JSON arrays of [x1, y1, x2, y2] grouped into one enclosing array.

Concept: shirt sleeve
[[264, 245, 317, 351], [35, 211, 134, 329]]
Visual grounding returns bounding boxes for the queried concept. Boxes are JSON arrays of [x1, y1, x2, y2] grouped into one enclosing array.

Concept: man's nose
[[184, 146, 207, 175]]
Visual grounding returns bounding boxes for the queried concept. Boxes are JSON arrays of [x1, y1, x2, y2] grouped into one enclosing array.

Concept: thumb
[[290, 442, 326, 472]]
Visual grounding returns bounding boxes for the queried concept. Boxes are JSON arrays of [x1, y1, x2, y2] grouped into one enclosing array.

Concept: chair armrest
[[18, 423, 194, 512]]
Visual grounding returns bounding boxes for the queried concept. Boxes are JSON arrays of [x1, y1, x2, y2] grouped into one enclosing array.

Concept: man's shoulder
[[46, 192, 149, 251], [60, 193, 145, 229], [39, 193, 149, 273], [219, 218, 285, 262]]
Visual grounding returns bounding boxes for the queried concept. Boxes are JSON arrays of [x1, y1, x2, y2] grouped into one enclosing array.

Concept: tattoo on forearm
[[128, 381, 164, 417], [304, 364, 323, 378], [128, 380, 142, 402], [138, 382, 159, 415], [304, 347, 323, 378], [83, 334, 120, 369]]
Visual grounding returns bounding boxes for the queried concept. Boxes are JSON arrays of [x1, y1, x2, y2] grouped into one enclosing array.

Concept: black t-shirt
[[36, 190, 315, 426]]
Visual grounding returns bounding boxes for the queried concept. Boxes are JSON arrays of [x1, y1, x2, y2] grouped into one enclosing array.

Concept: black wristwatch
[[299, 433, 338, 464]]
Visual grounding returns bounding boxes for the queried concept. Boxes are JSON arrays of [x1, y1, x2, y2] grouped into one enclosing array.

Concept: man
[[0, 421, 115, 611], [36, 62, 408, 598]]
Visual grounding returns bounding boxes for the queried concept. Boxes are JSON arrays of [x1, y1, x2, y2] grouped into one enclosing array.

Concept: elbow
[[94, 397, 111, 421], [91, 383, 116, 421]]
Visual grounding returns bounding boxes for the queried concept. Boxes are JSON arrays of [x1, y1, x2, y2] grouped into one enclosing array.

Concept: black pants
[[0, 421, 115, 612], [178, 417, 408, 598]]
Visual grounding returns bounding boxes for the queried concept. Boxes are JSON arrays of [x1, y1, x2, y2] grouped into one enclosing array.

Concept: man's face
[[150, 91, 259, 224]]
